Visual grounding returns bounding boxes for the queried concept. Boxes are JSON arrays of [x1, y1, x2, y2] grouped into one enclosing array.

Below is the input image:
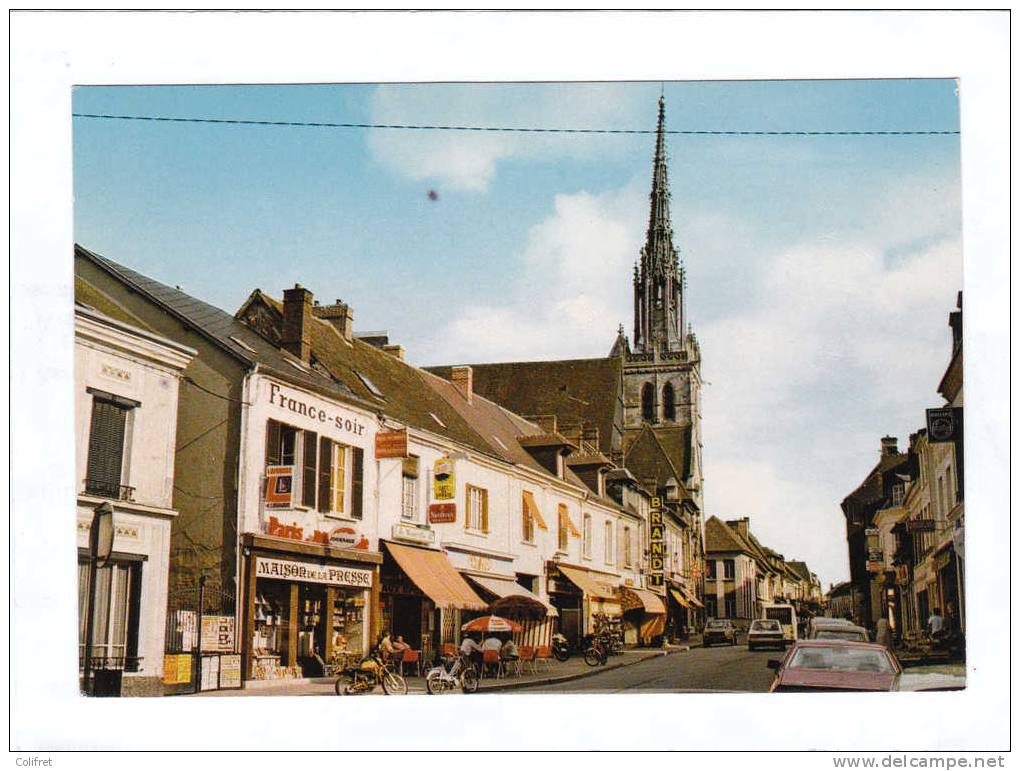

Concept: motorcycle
[[334, 651, 408, 696], [551, 633, 571, 662], [424, 653, 479, 694]]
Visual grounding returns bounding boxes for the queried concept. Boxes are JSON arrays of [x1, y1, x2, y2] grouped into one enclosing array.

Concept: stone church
[[429, 96, 704, 516]]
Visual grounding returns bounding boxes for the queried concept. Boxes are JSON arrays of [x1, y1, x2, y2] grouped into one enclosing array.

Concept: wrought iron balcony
[[84, 479, 135, 501], [78, 654, 142, 672]]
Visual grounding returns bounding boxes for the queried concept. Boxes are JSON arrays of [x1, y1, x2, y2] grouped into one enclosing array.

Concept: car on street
[[767, 640, 902, 692], [703, 619, 737, 647], [808, 618, 870, 642], [747, 619, 785, 651]]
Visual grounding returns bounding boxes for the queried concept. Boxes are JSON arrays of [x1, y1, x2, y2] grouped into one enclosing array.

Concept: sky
[[72, 80, 962, 589]]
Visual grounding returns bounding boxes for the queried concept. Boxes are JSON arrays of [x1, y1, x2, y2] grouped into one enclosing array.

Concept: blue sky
[[72, 80, 962, 588]]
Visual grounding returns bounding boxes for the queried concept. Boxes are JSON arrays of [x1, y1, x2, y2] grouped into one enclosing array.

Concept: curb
[[477, 646, 688, 693]]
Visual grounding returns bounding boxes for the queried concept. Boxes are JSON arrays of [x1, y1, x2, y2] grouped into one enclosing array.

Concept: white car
[[747, 619, 785, 651]]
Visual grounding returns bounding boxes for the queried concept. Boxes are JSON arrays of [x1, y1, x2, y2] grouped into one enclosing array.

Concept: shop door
[[392, 596, 422, 648], [560, 607, 581, 646]]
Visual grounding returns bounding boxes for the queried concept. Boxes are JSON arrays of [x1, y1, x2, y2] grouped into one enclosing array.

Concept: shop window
[[623, 526, 633, 568], [723, 560, 735, 579], [582, 514, 592, 559], [84, 390, 138, 500], [724, 591, 737, 618], [604, 521, 613, 564], [401, 456, 420, 521], [78, 557, 141, 670], [466, 484, 489, 533]]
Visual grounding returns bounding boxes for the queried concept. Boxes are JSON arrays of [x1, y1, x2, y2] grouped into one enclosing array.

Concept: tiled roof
[[425, 357, 624, 457], [704, 516, 750, 555]]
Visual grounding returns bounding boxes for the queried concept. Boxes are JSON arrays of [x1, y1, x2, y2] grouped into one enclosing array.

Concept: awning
[[620, 587, 667, 615], [383, 542, 487, 611], [556, 564, 619, 601], [669, 588, 692, 608], [558, 504, 581, 538], [466, 573, 558, 618], [522, 490, 548, 530], [671, 582, 704, 608]]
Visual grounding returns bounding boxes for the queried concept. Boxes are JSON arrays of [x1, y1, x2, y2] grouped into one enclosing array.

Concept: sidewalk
[[189, 644, 690, 697]]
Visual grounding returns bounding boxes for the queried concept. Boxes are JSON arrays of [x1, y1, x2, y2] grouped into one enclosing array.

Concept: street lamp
[[82, 501, 114, 696]]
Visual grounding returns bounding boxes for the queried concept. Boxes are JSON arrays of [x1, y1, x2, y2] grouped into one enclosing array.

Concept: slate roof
[[425, 357, 624, 458], [75, 245, 370, 410], [787, 560, 813, 583], [842, 452, 909, 510], [622, 424, 691, 499]]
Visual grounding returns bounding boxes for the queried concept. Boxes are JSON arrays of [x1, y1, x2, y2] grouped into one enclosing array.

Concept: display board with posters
[[201, 615, 236, 653]]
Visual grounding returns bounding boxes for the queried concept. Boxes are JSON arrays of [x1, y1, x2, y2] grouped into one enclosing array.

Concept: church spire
[[632, 96, 684, 355]]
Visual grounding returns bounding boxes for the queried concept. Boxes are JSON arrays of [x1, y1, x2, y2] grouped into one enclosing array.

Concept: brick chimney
[[382, 344, 406, 361], [726, 517, 750, 540], [313, 298, 354, 342], [880, 436, 899, 456], [282, 285, 313, 361], [451, 366, 473, 404]]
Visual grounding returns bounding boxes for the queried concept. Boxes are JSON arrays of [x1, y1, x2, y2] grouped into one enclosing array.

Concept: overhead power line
[[71, 112, 960, 137]]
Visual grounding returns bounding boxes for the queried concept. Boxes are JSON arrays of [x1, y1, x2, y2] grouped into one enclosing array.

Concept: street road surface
[[518, 643, 779, 694]]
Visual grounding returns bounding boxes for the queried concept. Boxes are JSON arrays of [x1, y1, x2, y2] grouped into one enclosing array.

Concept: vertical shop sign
[[648, 497, 665, 589], [433, 457, 456, 500]]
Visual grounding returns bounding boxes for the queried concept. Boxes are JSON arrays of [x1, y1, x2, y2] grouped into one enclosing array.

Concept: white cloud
[[367, 83, 649, 191], [419, 168, 961, 589], [417, 180, 645, 363]]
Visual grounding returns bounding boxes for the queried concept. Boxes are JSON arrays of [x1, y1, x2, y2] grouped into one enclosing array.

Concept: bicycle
[[583, 635, 609, 667], [424, 652, 479, 694]]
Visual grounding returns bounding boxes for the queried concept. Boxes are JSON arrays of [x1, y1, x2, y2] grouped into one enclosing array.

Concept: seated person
[[393, 635, 410, 652], [501, 637, 519, 661], [460, 634, 482, 666], [481, 635, 503, 654], [378, 631, 396, 658]]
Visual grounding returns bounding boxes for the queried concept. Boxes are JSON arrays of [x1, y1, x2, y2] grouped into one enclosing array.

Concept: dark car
[[767, 640, 902, 692], [747, 619, 785, 651], [703, 619, 737, 647]]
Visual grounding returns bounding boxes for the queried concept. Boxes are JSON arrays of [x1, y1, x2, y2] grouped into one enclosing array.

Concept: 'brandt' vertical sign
[[648, 497, 665, 589]]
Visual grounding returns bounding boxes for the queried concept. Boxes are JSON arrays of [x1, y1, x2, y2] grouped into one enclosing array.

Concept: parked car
[[747, 619, 785, 651], [703, 619, 737, 647], [808, 618, 869, 642], [767, 640, 902, 692]]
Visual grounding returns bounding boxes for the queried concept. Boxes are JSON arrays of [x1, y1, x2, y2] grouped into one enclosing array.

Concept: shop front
[[546, 561, 622, 646], [620, 586, 667, 646], [464, 572, 558, 649], [667, 581, 703, 641], [380, 540, 487, 665], [240, 533, 382, 682]]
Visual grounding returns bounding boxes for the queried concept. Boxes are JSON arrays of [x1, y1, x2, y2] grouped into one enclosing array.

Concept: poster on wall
[[265, 465, 294, 507], [162, 653, 192, 686], [201, 615, 236, 652], [219, 654, 242, 689], [200, 655, 221, 691], [433, 457, 455, 500]]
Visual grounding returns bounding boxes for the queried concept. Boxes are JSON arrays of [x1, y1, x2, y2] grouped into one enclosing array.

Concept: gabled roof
[[842, 452, 909, 511], [704, 516, 751, 556], [786, 561, 813, 583], [425, 357, 623, 457], [623, 424, 693, 501]]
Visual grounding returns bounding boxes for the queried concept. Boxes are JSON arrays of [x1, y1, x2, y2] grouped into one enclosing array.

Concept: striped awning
[[669, 588, 692, 608], [522, 490, 548, 530], [556, 564, 619, 601], [384, 542, 487, 611], [621, 587, 667, 615]]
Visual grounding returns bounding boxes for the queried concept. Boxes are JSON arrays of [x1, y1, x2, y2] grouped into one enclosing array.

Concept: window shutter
[[318, 436, 332, 513], [351, 447, 364, 520], [265, 420, 282, 466], [482, 489, 489, 533], [86, 399, 128, 496], [302, 431, 317, 508]]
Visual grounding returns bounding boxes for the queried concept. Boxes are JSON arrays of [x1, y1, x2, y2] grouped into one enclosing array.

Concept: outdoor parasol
[[461, 615, 523, 633]]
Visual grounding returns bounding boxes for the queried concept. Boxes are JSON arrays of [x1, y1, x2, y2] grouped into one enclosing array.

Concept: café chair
[[481, 649, 504, 679]]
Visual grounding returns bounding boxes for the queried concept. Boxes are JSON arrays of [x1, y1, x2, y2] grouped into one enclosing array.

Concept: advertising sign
[[329, 526, 369, 550], [391, 521, 436, 546], [375, 429, 409, 459], [201, 615, 236, 653], [254, 556, 373, 588], [428, 502, 457, 524], [433, 457, 456, 500], [906, 519, 937, 533], [264, 465, 294, 507], [219, 654, 242, 689], [200, 655, 220, 691], [648, 497, 665, 589], [926, 407, 962, 444], [162, 653, 192, 686]]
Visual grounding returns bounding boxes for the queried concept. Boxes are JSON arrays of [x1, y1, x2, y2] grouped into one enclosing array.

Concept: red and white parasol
[[461, 615, 522, 633]]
